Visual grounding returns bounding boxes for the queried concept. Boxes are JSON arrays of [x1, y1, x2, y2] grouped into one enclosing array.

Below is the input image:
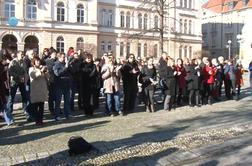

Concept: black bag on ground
[[68, 136, 93, 156]]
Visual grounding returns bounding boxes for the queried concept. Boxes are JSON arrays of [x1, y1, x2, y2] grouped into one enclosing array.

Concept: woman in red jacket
[[203, 58, 216, 105], [175, 58, 187, 106]]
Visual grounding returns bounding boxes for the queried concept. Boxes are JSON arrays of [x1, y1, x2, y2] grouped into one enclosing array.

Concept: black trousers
[[82, 89, 94, 115], [189, 90, 200, 105], [123, 85, 137, 112], [48, 82, 56, 115], [30, 102, 44, 122]]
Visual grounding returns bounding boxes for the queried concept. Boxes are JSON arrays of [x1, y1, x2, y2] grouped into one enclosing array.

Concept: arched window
[[126, 12, 131, 28], [101, 41, 105, 52], [56, 36, 64, 53], [184, 0, 187, 8], [76, 37, 84, 50], [179, 46, 183, 58], [189, 20, 192, 34], [120, 11, 125, 27], [57, 2, 65, 21], [154, 15, 159, 29], [184, 19, 187, 34], [184, 46, 187, 58], [26, 0, 37, 20], [144, 43, 147, 57], [4, 0, 15, 18], [144, 14, 148, 30], [77, 4, 84, 23], [138, 13, 142, 29]]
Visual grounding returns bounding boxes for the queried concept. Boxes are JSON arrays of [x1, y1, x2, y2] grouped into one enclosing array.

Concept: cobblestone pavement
[[1, 75, 252, 166]]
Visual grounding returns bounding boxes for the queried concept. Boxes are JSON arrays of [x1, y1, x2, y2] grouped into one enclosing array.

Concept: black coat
[[165, 66, 176, 96], [139, 65, 157, 90], [120, 61, 139, 89], [186, 65, 200, 90], [80, 62, 98, 91], [158, 58, 167, 80]]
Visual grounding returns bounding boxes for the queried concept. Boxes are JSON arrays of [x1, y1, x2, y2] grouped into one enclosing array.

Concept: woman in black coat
[[186, 59, 201, 107], [164, 59, 177, 111], [80, 53, 98, 116], [139, 57, 157, 113]]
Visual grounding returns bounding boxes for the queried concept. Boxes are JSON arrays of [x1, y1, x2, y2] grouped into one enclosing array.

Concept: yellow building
[[0, 0, 202, 59]]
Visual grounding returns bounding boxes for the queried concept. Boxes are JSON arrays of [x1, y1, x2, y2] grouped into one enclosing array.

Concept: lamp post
[[227, 40, 232, 60]]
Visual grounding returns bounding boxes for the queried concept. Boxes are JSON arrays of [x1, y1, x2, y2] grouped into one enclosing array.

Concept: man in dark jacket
[[45, 51, 57, 115], [53, 53, 72, 120], [120, 54, 140, 114], [6, 51, 27, 124]]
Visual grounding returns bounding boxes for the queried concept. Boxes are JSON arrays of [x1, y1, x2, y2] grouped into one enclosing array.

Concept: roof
[[202, 0, 252, 13]]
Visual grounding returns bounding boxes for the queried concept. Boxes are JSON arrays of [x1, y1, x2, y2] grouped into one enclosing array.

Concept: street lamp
[[226, 40, 232, 60]]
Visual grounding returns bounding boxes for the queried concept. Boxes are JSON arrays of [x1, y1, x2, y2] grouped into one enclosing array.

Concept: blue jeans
[[55, 85, 71, 119], [3, 104, 13, 125], [6, 83, 27, 123], [106, 91, 121, 114]]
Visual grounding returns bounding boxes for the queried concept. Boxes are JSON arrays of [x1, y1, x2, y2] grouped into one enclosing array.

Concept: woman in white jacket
[[29, 56, 48, 125]]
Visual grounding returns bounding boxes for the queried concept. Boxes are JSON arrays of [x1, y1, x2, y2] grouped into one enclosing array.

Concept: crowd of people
[[0, 47, 247, 126]]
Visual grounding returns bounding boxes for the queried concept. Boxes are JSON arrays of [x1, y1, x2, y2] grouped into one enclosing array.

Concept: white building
[[0, 0, 202, 59], [202, 0, 252, 67]]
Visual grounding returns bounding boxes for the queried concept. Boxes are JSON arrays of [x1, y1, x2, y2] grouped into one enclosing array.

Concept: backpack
[[68, 136, 93, 156]]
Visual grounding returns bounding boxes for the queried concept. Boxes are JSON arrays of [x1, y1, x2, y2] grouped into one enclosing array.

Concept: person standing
[[53, 53, 72, 120], [120, 54, 140, 114], [235, 61, 244, 100], [6, 51, 28, 124], [164, 59, 177, 111], [80, 53, 98, 116], [224, 60, 237, 100], [175, 58, 187, 106], [0, 53, 10, 125], [45, 51, 57, 116], [29, 57, 48, 125], [139, 57, 157, 113], [101, 54, 122, 116]]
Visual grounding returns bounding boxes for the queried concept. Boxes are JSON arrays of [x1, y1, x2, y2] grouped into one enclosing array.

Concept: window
[[138, 13, 142, 29], [108, 42, 112, 51], [76, 37, 84, 50], [77, 4, 84, 23], [101, 41, 105, 52], [189, 46, 192, 59], [57, 2, 65, 21], [101, 9, 106, 26], [184, 0, 187, 8], [180, 0, 183, 7], [144, 14, 148, 30], [154, 44, 158, 58], [108, 10, 113, 27], [184, 19, 187, 34], [189, 0, 192, 9], [4, 0, 15, 18], [144, 43, 147, 57], [26, 0, 37, 20], [126, 12, 131, 28], [242, 0, 249, 6], [138, 43, 141, 58], [56, 36, 64, 53], [120, 11, 125, 27], [227, 2, 235, 10], [120, 42, 124, 56], [126, 42, 130, 56], [154, 15, 159, 29], [189, 20, 192, 34], [179, 46, 182, 58], [180, 19, 183, 33], [184, 46, 187, 58]]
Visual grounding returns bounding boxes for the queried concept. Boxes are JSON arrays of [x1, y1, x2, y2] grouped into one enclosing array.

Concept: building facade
[[202, 0, 252, 67], [0, 0, 202, 59]]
